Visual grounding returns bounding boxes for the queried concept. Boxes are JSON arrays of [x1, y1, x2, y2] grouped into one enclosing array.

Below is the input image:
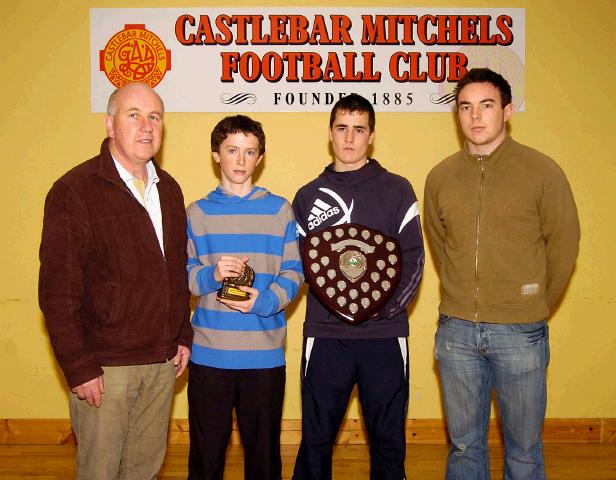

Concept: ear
[[256, 154, 264, 166], [328, 127, 334, 143], [368, 130, 375, 145], [104, 115, 114, 138], [212, 151, 221, 164], [503, 103, 513, 122]]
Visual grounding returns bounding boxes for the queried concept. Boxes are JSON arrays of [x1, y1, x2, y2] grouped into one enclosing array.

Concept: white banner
[[90, 7, 525, 113]]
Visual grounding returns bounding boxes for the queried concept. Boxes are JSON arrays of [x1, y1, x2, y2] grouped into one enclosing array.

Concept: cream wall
[[1, 0, 614, 420]]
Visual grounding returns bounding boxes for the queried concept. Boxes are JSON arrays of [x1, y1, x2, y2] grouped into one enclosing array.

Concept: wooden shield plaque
[[303, 223, 402, 324]]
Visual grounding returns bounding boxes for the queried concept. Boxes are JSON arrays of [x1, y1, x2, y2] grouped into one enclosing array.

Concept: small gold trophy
[[217, 263, 255, 301]]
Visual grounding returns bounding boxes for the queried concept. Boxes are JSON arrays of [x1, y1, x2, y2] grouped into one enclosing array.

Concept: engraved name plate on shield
[[217, 264, 255, 301], [303, 224, 402, 324]]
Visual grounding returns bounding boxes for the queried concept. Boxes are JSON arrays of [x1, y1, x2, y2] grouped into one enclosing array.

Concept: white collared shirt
[[113, 157, 164, 255]]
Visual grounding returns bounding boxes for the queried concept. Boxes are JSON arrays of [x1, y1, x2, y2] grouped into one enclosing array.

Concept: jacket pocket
[[84, 282, 117, 325]]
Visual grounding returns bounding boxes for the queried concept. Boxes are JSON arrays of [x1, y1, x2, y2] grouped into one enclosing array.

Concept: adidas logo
[[307, 198, 340, 230]]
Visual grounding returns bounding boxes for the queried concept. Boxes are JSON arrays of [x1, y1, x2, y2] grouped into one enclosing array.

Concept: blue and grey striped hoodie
[[186, 185, 303, 369]]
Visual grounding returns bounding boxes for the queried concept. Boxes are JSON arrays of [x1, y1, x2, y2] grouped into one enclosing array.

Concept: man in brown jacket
[[424, 69, 579, 479], [39, 82, 193, 479]]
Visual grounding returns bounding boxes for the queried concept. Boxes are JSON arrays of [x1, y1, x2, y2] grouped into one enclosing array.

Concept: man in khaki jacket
[[424, 68, 579, 480]]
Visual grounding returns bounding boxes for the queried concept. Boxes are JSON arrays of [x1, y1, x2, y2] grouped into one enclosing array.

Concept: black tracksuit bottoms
[[187, 362, 286, 480], [293, 337, 409, 480]]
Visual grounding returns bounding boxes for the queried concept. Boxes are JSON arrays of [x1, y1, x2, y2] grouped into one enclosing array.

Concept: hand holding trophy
[[218, 262, 256, 301]]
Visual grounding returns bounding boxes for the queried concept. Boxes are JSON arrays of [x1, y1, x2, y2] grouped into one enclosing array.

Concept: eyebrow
[[333, 122, 367, 129], [126, 107, 163, 116], [459, 98, 496, 105], [224, 143, 258, 150]]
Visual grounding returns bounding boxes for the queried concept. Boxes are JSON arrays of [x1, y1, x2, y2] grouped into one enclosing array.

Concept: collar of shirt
[[112, 157, 159, 195]]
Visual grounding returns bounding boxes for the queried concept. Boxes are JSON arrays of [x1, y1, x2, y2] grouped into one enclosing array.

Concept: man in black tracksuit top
[[292, 94, 425, 479]]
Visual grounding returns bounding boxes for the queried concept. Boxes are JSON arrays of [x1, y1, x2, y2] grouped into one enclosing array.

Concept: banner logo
[[99, 24, 171, 88]]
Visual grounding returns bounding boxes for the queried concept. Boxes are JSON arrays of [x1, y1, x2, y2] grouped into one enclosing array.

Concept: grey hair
[[106, 83, 165, 116], [106, 89, 120, 115]]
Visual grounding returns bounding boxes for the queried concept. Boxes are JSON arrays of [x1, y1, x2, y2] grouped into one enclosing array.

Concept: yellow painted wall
[[1, 0, 614, 421]]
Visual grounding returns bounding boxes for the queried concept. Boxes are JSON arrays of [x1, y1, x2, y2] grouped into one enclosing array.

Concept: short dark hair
[[211, 115, 266, 155], [329, 94, 375, 132], [455, 68, 512, 107]]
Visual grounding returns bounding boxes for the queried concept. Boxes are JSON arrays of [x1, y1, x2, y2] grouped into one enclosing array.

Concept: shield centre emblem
[[339, 250, 367, 282]]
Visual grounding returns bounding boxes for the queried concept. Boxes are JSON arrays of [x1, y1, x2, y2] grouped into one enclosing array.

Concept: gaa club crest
[[99, 24, 171, 88]]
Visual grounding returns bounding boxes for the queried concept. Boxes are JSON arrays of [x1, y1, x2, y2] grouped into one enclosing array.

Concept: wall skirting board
[[2, 418, 615, 445]]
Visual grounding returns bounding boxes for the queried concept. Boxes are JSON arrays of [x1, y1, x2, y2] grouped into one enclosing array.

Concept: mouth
[[233, 170, 246, 176], [138, 139, 153, 144]]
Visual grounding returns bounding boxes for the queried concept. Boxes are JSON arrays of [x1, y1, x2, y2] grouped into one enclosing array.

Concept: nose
[[140, 116, 153, 132], [471, 107, 481, 121], [237, 153, 246, 166], [344, 129, 354, 143]]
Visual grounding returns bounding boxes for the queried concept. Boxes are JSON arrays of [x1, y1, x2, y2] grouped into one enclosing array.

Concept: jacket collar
[[321, 158, 386, 187], [96, 137, 171, 255], [96, 137, 162, 187], [462, 134, 513, 167]]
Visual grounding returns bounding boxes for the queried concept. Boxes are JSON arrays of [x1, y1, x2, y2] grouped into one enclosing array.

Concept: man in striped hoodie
[[185, 115, 304, 480]]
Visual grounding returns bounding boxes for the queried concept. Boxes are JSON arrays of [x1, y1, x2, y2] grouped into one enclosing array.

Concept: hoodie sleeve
[[186, 203, 223, 296], [250, 201, 304, 317], [382, 178, 425, 318], [292, 187, 309, 255]]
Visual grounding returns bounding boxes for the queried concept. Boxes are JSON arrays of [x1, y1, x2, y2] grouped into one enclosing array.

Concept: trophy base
[[217, 285, 250, 301]]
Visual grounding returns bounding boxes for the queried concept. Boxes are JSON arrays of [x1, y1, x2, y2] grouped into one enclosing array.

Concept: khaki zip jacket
[[424, 135, 580, 324]]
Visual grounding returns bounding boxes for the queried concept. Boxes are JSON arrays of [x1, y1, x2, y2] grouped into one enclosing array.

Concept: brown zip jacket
[[39, 139, 193, 388], [424, 135, 580, 324]]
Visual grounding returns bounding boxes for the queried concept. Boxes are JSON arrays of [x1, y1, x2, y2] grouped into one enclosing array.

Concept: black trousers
[[293, 337, 409, 480], [187, 362, 286, 480]]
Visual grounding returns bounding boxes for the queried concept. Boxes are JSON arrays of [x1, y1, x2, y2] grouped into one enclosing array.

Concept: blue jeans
[[435, 315, 549, 480]]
